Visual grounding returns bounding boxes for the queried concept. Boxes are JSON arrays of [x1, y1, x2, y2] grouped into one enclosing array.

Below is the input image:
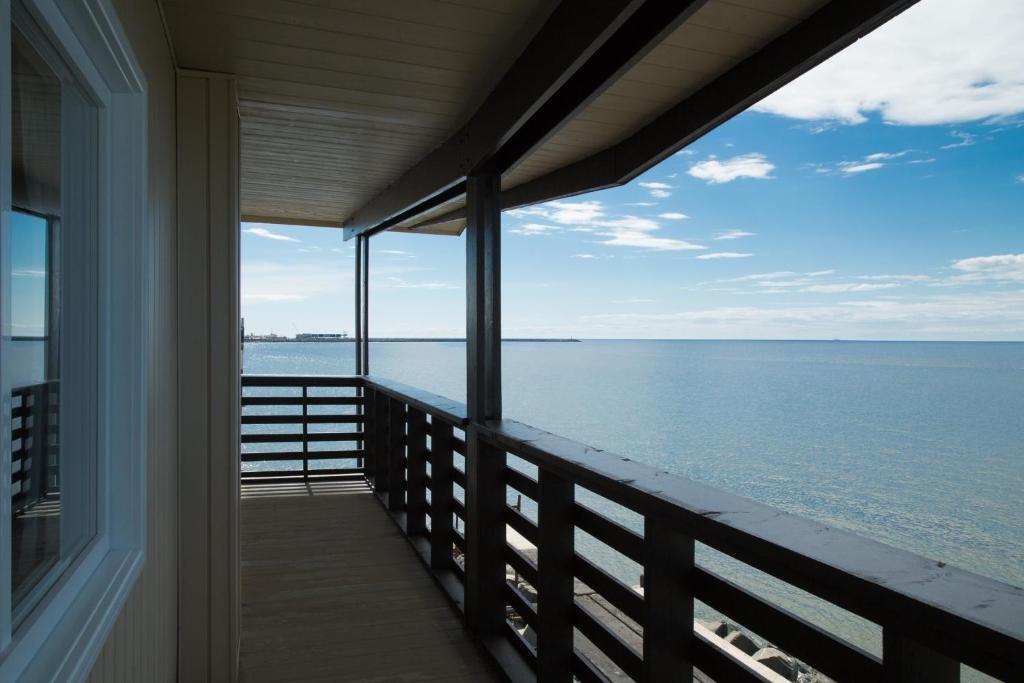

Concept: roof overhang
[[160, 0, 918, 240]]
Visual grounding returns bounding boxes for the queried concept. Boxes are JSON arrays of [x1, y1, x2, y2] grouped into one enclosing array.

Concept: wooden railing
[[240, 375, 365, 482], [242, 374, 1024, 682]]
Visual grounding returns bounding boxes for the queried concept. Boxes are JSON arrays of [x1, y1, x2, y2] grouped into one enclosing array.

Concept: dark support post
[[372, 391, 388, 495], [883, 631, 959, 682], [362, 388, 375, 480], [387, 397, 405, 512], [643, 517, 695, 681], [537, 469, 575, 681], [361, 236, 370, 375], [464, 172, 506, 635], [301, 385, 309, 480], [429, 420, 455, 571], [354, 236, 364, 468], [406, 407, 428, 535], [354, 235, 362, 375]]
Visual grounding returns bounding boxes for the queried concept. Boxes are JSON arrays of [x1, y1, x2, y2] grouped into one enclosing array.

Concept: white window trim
[[0, 0, 148, 680]]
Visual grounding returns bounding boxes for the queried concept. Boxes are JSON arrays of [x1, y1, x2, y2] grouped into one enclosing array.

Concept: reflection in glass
[[9, 23, 93, 615]]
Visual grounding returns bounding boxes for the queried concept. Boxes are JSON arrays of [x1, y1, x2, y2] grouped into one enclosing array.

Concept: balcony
[[238, 375, 1023, 682]]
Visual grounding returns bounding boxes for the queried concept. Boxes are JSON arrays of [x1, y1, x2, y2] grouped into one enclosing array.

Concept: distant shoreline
[[244, 337, 581, 343]]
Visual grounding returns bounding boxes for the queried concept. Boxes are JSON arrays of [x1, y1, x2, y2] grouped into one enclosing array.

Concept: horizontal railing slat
[[241, 374, 361, 387], [573, 604, 642, 681], [573, 503, 643, 564], [505, 467, 538, 500], [505, 506, 538, 547], [241, 450, 364, 463], [241, 414, 361, 425], [693, 567, 883, 681], [241, 396, 361, 406], [505, 580, 537, 628], [573, 555, 643, 625], [241, 432, 363, 444]]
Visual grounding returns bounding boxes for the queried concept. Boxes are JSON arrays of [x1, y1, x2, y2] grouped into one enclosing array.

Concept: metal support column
[[464, 172, 505, 636]]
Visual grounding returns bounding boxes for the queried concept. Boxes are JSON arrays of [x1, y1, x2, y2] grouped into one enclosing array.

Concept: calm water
[[243, 339, 1024, 662]]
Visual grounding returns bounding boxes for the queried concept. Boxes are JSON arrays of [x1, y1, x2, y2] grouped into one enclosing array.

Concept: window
[[1, 0, 147, 678], [10, 20, 98, 624]]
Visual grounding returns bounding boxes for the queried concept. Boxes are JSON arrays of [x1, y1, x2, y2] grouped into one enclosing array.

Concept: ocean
[[242, 339, 1024, 667]]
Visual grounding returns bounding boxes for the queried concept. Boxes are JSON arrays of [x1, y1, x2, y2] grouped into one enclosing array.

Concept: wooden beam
[[407, 0, 919, 229], [342, 0, 646, 239], [465, 174, 502, 421], [490, 0, 708, 176], [464, 172, 506, 637]]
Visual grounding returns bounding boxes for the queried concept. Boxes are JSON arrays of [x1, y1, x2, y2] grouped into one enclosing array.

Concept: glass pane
[[9, 23, 95, 616]]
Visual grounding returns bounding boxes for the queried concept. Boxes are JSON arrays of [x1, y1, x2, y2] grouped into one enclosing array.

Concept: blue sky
[[241, 0, 1024, 341]]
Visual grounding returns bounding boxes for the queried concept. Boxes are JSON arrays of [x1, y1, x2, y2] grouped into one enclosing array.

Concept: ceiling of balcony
[[160, 0, 901, 234]]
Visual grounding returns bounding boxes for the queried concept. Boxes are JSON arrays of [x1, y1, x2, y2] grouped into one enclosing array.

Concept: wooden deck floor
[[240, 479, 503, 682]]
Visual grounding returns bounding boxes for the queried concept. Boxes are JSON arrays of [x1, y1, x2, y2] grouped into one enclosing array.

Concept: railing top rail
[[478, 418, 1024, 679], [241, 374, 361, 387], [364, 375, 468, 427]]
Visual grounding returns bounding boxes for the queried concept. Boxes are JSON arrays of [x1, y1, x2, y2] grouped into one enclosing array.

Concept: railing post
[[429, 420, 454, 571], [361, 388, 374, 481], [642, 517, 694, 682], [537, 469, 574, 681], [464, 427, 506, 636], [883, 631, 958, 682], [373, 391, 389, 495], [387, 397, 405, 512], [301, 384, 309, 480], [406, 407, 428, 535]]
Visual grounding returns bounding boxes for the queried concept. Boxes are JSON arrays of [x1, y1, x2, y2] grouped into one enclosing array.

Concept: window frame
[[0, 0, 148, 679]]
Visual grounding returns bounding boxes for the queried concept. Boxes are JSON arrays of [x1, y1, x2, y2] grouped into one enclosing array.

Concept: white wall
[[176, 72, 241, 683], [87, 0, 179, 679]]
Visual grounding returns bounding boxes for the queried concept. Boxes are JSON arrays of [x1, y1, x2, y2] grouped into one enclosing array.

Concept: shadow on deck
[[239, 480, 503, 682]]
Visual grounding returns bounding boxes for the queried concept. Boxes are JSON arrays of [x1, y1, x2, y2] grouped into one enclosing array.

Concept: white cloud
[[243, 293, 306, 303], [688, 153, 775, 184], [1016, 174, 1024, 183], [940, 131, 976, 149], [595, 216, 706, 252], [626, 202, 657, 206], [12, 269, 45, 278], [715, 230, 755, 240], [244, 227, 300, 242], [386, 276, 460, 290], [840, 162, 885, 174], [697, 252, 753, 260], [580, 291, 1024, 339], [380, 249, 414, 256], [508, 200, 605, 225], [509, 222, 561, 236], [658, 212, 689, 220], [638, 181, 672, 199], [612, 298, 656, 304], [753, 0, 1024, 126], [951, 253, 1024, 282], [865, 151, 911, 161], [857, 274, 932, 282], [805, 270, 837, 277], [573, 253, 596, 259], [802, 283, 900, 293]]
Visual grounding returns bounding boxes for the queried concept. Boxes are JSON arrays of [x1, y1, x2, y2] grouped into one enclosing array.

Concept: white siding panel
[[87, 0, 178, 679]]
